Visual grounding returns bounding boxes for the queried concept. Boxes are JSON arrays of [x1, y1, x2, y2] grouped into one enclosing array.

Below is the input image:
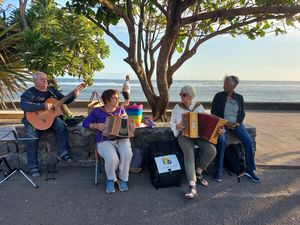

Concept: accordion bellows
[[182, 112, 227, 144], [103, 116, 134, 138], [125, 104, 143, 126]]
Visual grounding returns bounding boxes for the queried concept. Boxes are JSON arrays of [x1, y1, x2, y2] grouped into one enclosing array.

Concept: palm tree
[[0, 22, 30, 109]]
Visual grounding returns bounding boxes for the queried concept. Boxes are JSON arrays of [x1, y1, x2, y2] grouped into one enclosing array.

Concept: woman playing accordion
[[83, 89, 134, 194], [170, 85, 224, 199]]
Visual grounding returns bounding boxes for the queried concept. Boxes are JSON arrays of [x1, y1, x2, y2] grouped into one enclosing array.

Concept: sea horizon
[[10, 78, 300, 103]]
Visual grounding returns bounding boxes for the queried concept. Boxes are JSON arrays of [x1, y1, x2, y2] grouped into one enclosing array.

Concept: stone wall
[[0, 124, 256, 170]]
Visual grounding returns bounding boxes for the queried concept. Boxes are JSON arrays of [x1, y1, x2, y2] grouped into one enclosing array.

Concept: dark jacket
[[20, 86, 76, 123], [211, 91, 245, 124]]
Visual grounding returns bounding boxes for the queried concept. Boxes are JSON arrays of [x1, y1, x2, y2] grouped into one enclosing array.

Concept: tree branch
[[181, 5, 300, 25], [137, 0, 146, 65], [98, 0, 135, 59], [171, 14, 287, 74], [151, 0, 167, 16], [85, 14, 129, 52]]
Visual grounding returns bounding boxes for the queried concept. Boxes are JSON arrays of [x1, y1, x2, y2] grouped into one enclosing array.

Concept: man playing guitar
[[20, 71, 83, 177]]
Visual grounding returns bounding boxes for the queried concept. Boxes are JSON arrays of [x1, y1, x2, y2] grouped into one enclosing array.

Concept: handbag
[[88, 91, 104, 114], [64, 116, 85, 127]]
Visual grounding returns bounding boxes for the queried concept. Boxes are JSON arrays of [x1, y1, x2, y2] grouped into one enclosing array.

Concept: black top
[[211, 91, 245, 124]]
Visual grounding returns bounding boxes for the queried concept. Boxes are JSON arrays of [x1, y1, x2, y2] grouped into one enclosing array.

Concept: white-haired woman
[[211, 75, 260, 183], [170, 85, 217, 199]]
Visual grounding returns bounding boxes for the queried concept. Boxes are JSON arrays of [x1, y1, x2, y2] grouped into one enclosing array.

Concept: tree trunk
[[150, 96, 169, 122], [19, 0, 29, 30]]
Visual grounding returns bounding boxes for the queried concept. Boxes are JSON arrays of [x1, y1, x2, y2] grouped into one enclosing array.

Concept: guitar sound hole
[[42, 118, 47, 123]]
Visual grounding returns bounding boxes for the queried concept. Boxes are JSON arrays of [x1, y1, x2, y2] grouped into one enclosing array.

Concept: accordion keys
[[182, 112, 227, 144]]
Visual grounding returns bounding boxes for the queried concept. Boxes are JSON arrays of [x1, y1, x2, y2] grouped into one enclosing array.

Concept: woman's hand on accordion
[[91, 123, 106, 131], [218, 127, 226, 135], [176, 122, 185, 131]]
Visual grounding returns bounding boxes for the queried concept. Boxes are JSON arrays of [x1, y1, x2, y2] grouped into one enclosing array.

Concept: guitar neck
[[51, 83, 85, 108], [54, 91, 75, 108]]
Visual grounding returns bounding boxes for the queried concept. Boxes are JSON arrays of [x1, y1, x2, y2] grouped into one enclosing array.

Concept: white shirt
[[170, 102, 206, 137], [122, 81, 130, 93]]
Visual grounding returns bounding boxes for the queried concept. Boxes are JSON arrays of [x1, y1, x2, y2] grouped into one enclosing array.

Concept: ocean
[[17, 78, 300, 102]]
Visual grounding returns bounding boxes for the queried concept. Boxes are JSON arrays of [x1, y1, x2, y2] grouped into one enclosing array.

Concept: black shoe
[[245, 170, 261, 183]]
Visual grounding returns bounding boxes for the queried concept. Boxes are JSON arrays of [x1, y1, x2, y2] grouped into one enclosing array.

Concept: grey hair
[[32, 71, 46, 80], [180, 85, 196, 99], [224, 75, 240, 87]]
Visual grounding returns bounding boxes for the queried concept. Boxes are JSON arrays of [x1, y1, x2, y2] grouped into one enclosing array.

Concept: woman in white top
[[170, 86, 217, 199]]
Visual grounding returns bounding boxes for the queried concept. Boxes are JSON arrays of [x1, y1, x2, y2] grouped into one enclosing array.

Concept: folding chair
[[94, 144, 100, 185]]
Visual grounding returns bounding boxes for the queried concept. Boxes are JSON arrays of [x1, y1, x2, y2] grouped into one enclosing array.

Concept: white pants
[[97, 138, 132, 182]]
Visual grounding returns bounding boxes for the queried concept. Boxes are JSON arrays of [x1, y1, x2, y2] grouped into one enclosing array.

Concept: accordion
[[182, 112, 227, 144], [103, 116, 134, 138]]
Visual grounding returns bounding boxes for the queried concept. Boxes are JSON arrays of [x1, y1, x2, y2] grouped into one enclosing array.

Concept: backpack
[[129, 146, 144, 173], [147, 140, 184, 188], [224, 143, 246, 182], [64, 116, 85, 127]]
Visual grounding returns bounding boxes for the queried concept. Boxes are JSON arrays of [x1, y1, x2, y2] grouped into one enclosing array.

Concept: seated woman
[[82, 89, 133, 193], [211, 75, 260, 182], [170, 86, 217, 199]]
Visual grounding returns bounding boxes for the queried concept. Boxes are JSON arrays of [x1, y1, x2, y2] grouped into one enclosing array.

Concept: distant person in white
[[121, 75, 130, 107]]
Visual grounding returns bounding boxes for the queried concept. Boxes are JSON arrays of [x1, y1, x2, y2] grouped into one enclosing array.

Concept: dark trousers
[[215, 124, 256, 174], [23, 117, 70, 170]]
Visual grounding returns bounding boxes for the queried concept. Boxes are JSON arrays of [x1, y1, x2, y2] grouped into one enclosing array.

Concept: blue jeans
[[23, 117, 70, 170], [215, 124, 256, 174]]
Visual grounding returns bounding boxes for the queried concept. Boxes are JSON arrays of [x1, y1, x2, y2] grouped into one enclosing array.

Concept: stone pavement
[[243, 111, 300, 168], [1, 110, 300, 225], [0, 167, 299, 225]]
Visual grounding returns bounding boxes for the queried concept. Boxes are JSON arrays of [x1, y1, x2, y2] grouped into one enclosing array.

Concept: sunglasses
[[111, 96, 119, 100], [179, 93, 188, 98]]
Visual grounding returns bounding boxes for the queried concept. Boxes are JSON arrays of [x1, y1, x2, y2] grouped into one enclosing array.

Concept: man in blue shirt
[[20, 72, 81, 177]]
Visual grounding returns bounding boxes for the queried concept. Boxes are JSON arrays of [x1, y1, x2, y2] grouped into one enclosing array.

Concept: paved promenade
[[1, 167, 299, 225], [1, 110, 300, 225], [243, 111, 300, 167]]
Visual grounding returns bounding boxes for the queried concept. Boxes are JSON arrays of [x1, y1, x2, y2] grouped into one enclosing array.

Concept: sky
[[3, 0, 300, 81]]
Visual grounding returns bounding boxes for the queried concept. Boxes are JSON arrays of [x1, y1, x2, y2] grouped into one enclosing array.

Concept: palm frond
[[0, 24, 30, 109]]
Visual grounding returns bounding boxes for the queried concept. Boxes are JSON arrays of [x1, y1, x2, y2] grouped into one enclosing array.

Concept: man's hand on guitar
[[73, 88, 80, 97], [73, 83, 86, 97], [45, 103, 54, 111]]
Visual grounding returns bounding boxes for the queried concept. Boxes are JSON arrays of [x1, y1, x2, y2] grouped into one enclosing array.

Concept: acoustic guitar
[[26, 83, 86, 130]]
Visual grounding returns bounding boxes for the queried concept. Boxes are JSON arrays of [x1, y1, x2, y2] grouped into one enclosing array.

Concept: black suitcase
[[148, 140, 183, 188]]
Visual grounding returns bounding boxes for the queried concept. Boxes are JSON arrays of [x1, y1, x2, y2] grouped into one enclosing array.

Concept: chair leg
[[94, 145, 101, 185], [95, 159, 99, 185]]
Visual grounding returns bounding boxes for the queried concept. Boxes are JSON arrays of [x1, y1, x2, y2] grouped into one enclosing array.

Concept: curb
[[257, 164, 300, 170]]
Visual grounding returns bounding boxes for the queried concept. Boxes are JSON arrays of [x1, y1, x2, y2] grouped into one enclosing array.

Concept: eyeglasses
[[179, 93, 187, 98]]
